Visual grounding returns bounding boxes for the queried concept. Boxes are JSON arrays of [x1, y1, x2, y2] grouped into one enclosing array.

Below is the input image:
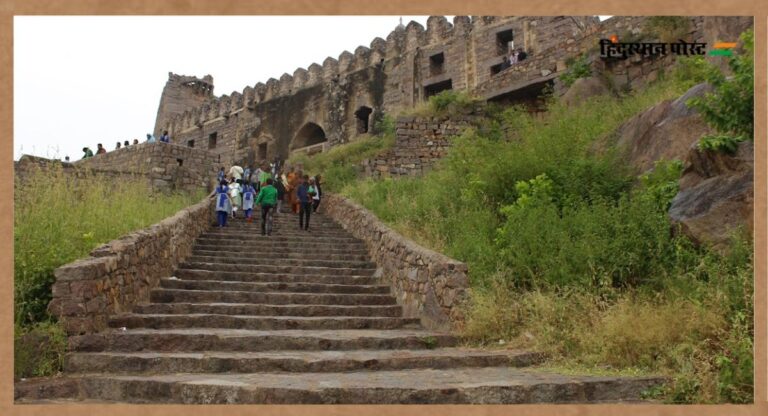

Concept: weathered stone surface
[[615, 83, 715, 173], [16, 368, 665, 404], [560, 76, 612, 107], [16, 142, 219, 194], [49, 196, 216, 335], [669, 141, 753, 250], [323, 193, 469, 330]]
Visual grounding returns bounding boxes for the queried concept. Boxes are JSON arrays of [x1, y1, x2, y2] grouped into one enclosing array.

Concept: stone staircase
[[16, 212, 664, 404]]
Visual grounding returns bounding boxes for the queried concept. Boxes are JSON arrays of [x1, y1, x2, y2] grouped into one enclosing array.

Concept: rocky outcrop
[[560, 76, 613, 107], [615, 83, 715, 173], [669, 141, 753, 251]]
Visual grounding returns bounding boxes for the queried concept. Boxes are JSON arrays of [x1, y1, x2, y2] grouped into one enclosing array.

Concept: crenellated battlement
[[161, 15, 722, 168]]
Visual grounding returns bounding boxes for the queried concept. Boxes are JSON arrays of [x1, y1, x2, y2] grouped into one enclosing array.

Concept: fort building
[[153, 16, 603, 167]]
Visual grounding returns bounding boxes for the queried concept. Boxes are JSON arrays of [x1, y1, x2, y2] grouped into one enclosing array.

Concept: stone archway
[[290, 122, 327, 152]]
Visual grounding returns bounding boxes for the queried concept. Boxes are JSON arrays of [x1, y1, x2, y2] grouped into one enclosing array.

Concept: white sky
[[14, 16, 611, 161]]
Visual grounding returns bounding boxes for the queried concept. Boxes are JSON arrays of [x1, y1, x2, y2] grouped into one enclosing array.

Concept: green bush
[[14, 320, 67, 379], [428, 90, 476, 114], [687, 29, 753, 151], [559, 54, 592, 87], [341, 67, 753, 402]]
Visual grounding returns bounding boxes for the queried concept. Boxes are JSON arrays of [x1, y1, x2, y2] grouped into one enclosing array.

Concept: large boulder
[[560, 76, 613, 107], [615, 83, 714, 173], [668, 141, 753, 251]]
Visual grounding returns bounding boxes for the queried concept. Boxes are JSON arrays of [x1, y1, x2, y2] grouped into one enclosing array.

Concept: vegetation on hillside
[[288, 117, 396, 192], [678, 29, 754, 153], [296, 30, 754, 403], [14, 166, 206, 378]]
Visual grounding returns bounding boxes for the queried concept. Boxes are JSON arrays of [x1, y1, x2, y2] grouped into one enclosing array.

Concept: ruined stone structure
[[363, 115, 481, 178], [154, 16, 602, 168], [15, 143, 220, 193]]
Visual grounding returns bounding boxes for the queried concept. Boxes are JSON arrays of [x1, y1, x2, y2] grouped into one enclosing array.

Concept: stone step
[[159, 278, 391, 294], [201, 231, 354, 239], [65, 349, 542, 374], [150, 289, 397, 305], [177, 262, 377, 276], [183, 255, 377, 270], [133, 302, 403, 317], [68, 328, 457, 352], [196, 234, 361, 244], [191, 249, 371, 261], [34, 368, 665, 403], [173, 269, 379, 285], [192, 242, 369, 253], [109, 314, 421, 331], [202, 226, 351, 237]]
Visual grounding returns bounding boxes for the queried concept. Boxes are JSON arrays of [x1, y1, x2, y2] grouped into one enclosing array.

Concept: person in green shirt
[[255, 177, 278, 236], [81, 147, 94, 159]]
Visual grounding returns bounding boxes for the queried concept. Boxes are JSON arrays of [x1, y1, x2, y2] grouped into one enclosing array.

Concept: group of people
[[214, 160, 323, 235], [79, 130, 172, 160], [499, 46, 529, 71]]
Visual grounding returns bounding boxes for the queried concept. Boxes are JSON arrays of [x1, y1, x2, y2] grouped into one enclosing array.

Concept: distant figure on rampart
[[133, 139, 139, 145], [96, 143, 106, 155], [159, 130, 170, 143], [146, 133, 156, 143], [116, 142, 122, 150], [81, 147, 93, 159], [123, 140, 130, 148]]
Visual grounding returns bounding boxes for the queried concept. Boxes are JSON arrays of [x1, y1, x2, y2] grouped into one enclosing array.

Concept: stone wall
[[323, 193, 469, 330], [362, 115, 477, 178], [158, 16, 599, 168], [47, 196, 216, 335], [74, 142, 220, 192], [14, 154, 152, 187]]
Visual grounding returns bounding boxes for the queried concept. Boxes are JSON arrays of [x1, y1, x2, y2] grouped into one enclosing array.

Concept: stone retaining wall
[[74, 142, 220, 192], [48, 196, 216, 335], [362, 115, 477, 178], [323, 193, 469, 330]]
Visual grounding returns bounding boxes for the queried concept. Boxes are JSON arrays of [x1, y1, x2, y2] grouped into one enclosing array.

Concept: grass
[[321, 66, 754, 403], [287, 130, 395, 192], [14, 164, 206, 378]]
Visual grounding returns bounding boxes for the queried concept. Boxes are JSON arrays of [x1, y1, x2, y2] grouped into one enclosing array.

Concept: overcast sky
[[14, 16, 610, 161]]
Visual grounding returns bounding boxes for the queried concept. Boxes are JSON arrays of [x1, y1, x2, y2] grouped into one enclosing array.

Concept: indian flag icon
[[709, 42, 737, 56]]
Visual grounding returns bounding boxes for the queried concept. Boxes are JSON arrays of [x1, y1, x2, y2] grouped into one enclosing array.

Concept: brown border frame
[[1, 1, 765, 415]]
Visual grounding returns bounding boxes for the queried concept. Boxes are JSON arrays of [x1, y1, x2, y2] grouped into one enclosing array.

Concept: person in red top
[[96, 143, 107, 154]]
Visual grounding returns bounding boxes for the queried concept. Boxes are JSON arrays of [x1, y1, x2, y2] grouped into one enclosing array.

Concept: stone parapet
[[323, 193, 469, 330], [47, 196, 216, 335]]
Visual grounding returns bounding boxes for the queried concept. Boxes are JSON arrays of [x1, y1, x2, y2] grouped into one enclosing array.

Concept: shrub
[[559, 54, 592, 87], [687, 29, 753, 151], [646, 16, 692, 42], [14, 320, 67, 379]]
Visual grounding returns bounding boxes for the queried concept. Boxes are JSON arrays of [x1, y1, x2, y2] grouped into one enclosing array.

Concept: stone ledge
[[323, 193, 469, 331]]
